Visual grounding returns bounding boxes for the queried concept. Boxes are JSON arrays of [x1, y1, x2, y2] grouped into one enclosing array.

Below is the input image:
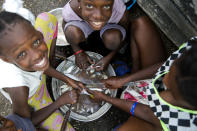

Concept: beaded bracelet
[[74, 50, 83, 55], [130, 101, 138, 116]]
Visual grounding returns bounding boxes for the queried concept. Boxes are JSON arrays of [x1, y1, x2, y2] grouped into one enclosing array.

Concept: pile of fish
[[59, 64, 111, 116]]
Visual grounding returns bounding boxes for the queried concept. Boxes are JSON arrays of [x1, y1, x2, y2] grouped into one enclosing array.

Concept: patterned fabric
[[121, 80, 150, 105], [28, 12, 75, 131], [121, 37, 197, 130], [146, 37, 197, 131]]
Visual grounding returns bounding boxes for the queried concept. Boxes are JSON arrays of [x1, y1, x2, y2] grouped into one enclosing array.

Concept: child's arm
[[103, 62, 164, 89], [30, 90, 77, 125], [4, 86, 77, 125], [62, 20, 93, 70], [62, 20, 84, 53], [93, 46, 120, 71], [88, 90, 162, 129], [94, 11, 130, 72], [44, 65, 85, 90], [4, 87, 30, 118]]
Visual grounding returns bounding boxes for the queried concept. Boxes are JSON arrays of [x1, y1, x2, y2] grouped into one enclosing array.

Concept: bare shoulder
[[119, 11, 130, 28]]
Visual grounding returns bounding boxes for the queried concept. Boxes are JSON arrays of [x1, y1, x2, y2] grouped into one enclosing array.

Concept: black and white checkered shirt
[[146, 37, 197, 131]]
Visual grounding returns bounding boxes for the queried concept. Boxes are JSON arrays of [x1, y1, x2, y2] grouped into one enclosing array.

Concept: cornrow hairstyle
[[0, 11, 31, 55], [175, 39, 197, 108], [0, 11, 31, 38]]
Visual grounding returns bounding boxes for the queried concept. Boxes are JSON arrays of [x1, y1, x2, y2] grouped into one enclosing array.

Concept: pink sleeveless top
[[62, 0, 126, 24]]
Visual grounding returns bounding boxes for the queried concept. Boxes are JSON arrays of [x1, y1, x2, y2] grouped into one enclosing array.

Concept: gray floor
[[0, 0, 67, 15]]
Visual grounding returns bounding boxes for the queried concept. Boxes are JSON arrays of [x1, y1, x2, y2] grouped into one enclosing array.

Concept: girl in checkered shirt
[[88, 38, 197, 131]]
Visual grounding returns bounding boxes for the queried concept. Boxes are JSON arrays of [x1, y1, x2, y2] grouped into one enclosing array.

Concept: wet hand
[[75, 52, 94, 70], [93, 57, 110, 71], [103, 76, 125, 89], [86, 89, 107, 101], [67, 78, 85, 91], [58, 90, 78, 106]]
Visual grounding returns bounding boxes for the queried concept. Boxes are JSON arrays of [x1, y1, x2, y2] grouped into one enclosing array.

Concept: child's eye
[[86, 4, 93, 9], [103, 5, 111, 10], [33, 39, 41, 47], [17, 51, 26, 59]]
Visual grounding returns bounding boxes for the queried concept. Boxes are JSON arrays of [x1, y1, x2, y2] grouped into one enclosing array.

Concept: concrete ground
[[0, 0, 67, 15]]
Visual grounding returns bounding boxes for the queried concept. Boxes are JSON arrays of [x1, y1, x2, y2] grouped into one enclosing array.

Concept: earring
[[78, 6, 81, 9]]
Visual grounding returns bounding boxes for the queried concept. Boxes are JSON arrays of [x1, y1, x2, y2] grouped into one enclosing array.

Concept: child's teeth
[[93, 22, 102, 26], [36, 59, 45, 66]]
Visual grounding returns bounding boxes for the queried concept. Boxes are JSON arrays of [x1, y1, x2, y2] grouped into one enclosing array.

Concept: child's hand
[[103, 76, 125, 89], [57, 90, 78, 106], [86, 89, 107, 101], [75, 52, 94, 70], [67, 77, 85, 91], [93, 56, 110, 71]]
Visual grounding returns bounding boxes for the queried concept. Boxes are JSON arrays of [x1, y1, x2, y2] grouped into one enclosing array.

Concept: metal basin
[[49, 8, 69, 46], [52, 51, 117, 122]]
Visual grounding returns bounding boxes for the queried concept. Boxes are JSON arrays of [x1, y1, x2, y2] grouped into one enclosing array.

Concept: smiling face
[[79, 0, 114, 30], [0, 22, 49, 72]]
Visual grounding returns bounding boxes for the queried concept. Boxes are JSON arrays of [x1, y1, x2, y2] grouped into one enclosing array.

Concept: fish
[[59, 64, 111, 116]]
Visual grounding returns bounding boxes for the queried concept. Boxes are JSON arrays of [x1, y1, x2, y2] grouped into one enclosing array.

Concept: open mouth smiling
[[33, 56, 48, 70], [89, 21, 105, 29]]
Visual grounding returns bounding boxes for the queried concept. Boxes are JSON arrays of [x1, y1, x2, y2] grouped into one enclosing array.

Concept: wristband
[[130, 101, 138, 116], [74, 50, 83, 55]]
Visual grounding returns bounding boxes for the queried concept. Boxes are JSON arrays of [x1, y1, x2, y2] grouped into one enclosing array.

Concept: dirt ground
[[0, 0, 177, 130]]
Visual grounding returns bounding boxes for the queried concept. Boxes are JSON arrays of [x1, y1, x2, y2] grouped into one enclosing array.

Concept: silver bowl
[[49, 8, 69, 46], [52, 51, 117, 122]]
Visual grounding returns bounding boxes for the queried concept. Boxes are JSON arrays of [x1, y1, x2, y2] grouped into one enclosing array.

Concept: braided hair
[[0, 11, 31, 35], [175, 39, 197, 108], [0, 11, 30, 55]]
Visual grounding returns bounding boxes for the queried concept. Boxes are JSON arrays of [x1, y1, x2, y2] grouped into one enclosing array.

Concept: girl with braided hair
[[0, 11, 84, 131]]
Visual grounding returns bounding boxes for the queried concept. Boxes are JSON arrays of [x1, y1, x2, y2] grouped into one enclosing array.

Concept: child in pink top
[[62, 0, 166, 75]]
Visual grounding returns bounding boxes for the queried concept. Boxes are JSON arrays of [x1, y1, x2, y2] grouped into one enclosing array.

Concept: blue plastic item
[[126, 0, 137, 10], [113, 61, 131, 76]]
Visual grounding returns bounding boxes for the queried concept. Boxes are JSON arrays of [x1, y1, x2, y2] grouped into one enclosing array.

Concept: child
[[88, 37, 197, 131], [62, 0, 166, 71], [0, 11, 84, 131]]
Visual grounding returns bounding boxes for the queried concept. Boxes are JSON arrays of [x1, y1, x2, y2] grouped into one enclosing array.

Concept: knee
[[131, 16, 154, 31], [65, 25, 86, 44], [102, 29, 122, 50]]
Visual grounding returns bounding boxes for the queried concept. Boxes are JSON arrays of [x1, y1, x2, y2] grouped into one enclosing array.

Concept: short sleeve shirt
[[0, 59, 43, 102]]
